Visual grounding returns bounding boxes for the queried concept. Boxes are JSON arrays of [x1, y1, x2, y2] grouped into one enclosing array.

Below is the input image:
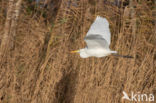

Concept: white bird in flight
[[71, 16, 133, 58]]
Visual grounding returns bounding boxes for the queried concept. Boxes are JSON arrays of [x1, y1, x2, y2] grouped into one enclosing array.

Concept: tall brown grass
[[0, 0, 155, 103]]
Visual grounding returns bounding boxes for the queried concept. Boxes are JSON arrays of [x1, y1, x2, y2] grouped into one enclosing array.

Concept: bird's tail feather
[[112, 54, 133, 58]]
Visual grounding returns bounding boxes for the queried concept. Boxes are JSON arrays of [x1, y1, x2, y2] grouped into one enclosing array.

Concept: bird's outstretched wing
[[84, 35, 109, 49], [86, 16, 111, 46]]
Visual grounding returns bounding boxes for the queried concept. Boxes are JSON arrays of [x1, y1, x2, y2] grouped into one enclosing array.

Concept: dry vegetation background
[[0, 0, 156, 103]]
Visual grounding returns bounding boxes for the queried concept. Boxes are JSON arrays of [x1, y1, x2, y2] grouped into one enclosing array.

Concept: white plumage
[[71, 16, 117, 58], [86, 16, 111, 45]]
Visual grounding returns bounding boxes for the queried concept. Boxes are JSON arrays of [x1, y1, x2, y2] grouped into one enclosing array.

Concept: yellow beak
[[70, 50, 79, 53]]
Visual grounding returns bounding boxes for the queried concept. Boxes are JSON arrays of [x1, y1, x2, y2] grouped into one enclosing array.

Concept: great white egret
[[71, 16, 133, 58]]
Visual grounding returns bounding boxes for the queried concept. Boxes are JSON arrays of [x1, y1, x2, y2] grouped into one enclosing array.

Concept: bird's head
[[70, 48, 89, 58]]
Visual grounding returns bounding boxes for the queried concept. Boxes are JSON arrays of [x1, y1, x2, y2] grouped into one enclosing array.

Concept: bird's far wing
[[86, 16, 111, 45], [84, 35, 109, 49]]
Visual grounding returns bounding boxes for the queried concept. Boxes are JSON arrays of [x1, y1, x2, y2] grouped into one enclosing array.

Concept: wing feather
[[86, 16, 111, 45], [84, 35, 109, 49]]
